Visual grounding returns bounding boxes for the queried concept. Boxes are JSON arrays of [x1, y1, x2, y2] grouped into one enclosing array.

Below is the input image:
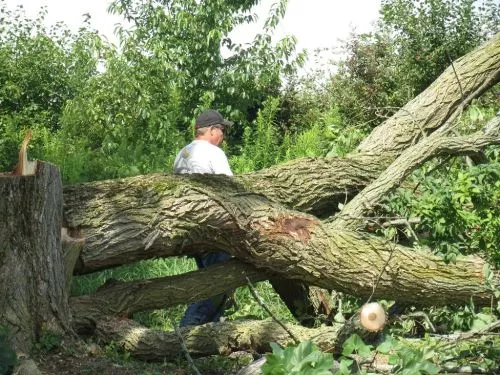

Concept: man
[[173, 109, 233, 326]]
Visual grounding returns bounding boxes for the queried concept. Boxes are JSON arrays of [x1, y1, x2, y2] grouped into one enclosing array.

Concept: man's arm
[[211, 148, 233, 176]]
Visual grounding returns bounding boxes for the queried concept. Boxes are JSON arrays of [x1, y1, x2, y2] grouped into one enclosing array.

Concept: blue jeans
[[179, 251, 232, 327]]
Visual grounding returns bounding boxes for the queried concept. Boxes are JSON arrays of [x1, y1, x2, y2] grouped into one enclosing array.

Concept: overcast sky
[[3, 0, 381, 71]]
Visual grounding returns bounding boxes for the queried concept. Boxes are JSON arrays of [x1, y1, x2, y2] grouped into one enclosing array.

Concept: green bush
[[384, 160, 500, 264]]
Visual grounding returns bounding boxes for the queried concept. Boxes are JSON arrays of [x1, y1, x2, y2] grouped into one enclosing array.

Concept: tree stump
[[0, 162, 71, 353]]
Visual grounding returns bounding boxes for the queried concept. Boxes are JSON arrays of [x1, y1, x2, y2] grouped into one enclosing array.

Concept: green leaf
[[377, 337, 397, 354], [264, 341, 332, 375], [470, 313, 495, 331], [334, 358, 353, 375], [342, 334, 373, 358]]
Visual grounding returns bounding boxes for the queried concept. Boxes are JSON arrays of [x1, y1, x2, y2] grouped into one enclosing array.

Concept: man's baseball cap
[[195, 109, 233, 129]]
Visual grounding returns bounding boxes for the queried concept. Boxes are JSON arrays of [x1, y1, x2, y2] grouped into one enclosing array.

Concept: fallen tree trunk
[[93, 316, 499, 367], [62, 33, 500, 363], [93, 317, 345, 361], [64, 168, 496, 308], [62, 35, 500, 317]]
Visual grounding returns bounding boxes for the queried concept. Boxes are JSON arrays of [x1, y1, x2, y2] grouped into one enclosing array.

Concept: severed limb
[[333, 115, 500, 229]]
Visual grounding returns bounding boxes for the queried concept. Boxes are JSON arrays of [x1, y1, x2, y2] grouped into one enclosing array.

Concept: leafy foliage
[[261, 334, 498, 375], [262, 341, 333, 375], [384, 157, 500, 264], [380, 0, 499, 95], [35, 328, 63, 352], [108, 0, 305, 130], [0, 0, 305, 182], [327, 0, 499, 128]]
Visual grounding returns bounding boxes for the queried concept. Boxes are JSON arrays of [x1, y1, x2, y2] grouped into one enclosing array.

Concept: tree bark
[[64, 171, 495, 309], [93, 317, 346, 361], [0, 162, 71, 353]]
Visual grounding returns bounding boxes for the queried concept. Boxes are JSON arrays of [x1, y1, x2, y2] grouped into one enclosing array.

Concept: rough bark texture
[[93, 317, 347, 361], [0, 162, 71, 353], [64, 172, 495, 308]]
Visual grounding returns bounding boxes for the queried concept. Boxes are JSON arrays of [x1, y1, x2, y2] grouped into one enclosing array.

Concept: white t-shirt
[[173, 140, 233, 176]]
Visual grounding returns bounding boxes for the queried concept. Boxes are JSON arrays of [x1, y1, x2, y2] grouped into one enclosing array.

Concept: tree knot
[[266, 215, 318, 244]]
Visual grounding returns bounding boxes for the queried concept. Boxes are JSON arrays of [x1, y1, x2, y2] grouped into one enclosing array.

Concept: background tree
[[326, 0, 499, 128], [0, 1, 499, 372]]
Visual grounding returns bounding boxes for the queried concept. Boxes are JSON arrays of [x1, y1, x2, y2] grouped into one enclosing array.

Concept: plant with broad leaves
[[262, 340, 333, 375]]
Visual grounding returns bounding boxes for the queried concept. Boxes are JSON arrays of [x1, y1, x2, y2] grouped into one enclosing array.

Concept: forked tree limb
[[62, 35, 500, 280], [208, 34, 500, 217], [62, 34, 500, 340], [333, 116, 500, 229], [64, 171, 496, 309], [59, 36, 500, 367]]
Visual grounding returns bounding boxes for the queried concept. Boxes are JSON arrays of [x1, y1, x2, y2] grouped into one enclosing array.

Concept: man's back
[[173, 140, 233, 176]]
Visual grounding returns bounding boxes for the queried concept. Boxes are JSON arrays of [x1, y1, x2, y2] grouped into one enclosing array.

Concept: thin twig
[[174, 325, 202, 375], [366, 234, 397, 304], [411, 155, 453, 194], [246, 277, 300, 344], [446, 49, 465, 103]]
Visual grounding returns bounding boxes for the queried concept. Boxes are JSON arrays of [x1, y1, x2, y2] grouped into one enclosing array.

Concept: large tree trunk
[[64, 170, 495, 309], [0, 162, 71, 353]]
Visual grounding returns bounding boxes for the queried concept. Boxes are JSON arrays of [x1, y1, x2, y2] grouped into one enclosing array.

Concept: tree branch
[[93, 316, 345, 361], [70, 260, 267, 323], [333, 116, 500, 229]]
